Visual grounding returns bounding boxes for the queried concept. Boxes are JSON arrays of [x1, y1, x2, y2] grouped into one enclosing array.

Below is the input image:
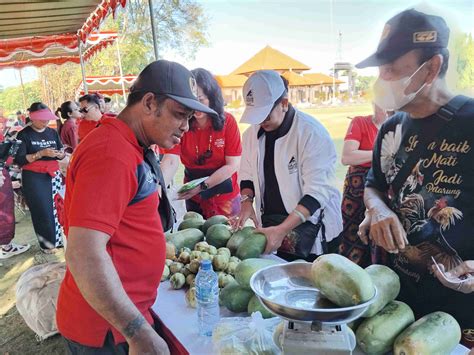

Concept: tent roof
[[77, 75, 137, 96], [303, 72, 344, 85], [231, 46, 311, 76], [215, 74, 247, 88], [0, 0, 126, 42], [0, 31, 117, 69]]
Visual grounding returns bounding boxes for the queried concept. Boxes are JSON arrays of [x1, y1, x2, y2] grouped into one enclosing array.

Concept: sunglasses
[[195, 149, 212, 165], [194, 134, 213, 165], [79, 105, 95, 114]]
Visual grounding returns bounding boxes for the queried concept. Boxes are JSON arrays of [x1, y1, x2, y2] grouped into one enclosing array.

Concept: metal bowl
[[250, 262, 377, 324]]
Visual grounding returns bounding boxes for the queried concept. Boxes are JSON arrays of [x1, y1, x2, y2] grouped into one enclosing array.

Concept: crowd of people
[[0, 7, 472, 354]]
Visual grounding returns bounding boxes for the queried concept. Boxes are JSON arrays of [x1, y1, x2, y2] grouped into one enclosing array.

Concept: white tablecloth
[[151, 255, 470, 355]]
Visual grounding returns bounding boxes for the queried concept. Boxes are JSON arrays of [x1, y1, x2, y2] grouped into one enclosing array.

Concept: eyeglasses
[[79, 105, 95, 114], [195, 134, 213, 165]]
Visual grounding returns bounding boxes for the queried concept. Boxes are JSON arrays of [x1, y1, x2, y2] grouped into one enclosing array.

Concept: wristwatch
[[200, 181, 209, 191]]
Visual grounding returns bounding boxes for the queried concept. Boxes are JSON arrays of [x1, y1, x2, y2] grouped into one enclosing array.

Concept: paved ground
[[0, 210, 64, 354]]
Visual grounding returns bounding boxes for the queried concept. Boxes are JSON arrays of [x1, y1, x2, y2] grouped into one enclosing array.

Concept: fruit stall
[[153, 211, 470, 355]]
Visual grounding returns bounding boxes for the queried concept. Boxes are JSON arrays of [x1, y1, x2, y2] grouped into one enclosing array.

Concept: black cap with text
[[356, 9, 450, 68], [130, 60, 217, 115]]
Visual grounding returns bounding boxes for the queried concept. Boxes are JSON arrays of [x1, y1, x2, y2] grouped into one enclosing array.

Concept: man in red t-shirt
[[57, 60, 216, 354]]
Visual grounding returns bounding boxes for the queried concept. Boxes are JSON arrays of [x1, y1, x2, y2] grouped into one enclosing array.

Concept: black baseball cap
[[130, 60, 216, 116], [356, 9, 450, 69]]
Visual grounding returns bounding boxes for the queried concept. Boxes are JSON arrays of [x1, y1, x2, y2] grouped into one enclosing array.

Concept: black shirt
[[366, 97, 474, 329], [15, 126, 63, 166]]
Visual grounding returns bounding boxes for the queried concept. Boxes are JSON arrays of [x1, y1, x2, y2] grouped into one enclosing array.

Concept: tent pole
[[78, 38, 88, 95], [148, 0, 159, 60], [115, 39, 127, 103], [18, 69, 27, 109]]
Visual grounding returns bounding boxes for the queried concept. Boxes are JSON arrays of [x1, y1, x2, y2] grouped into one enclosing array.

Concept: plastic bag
[[212, 312, 281, 355], [15, 262, 66, 341]]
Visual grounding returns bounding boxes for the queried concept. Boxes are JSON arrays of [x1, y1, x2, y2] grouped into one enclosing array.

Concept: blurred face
[[79, 100, 102, 121], [259, 98, 288, 132], [194, 85, 209, 120], [143, 97, 194, 149], [377, 50, 432, 109], [105, 101, 112, 112], [68, 102, 82, 119], [31, 119, 49, 130]]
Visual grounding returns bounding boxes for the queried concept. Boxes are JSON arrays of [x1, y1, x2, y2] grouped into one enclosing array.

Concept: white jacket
[[240, 109, 343, 255]]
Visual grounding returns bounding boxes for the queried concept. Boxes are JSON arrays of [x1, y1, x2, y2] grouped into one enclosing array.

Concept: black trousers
[[64, 332, 128, 355]]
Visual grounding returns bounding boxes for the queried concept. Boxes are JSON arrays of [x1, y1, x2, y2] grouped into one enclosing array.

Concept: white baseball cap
[[240, 70, 286, 125]]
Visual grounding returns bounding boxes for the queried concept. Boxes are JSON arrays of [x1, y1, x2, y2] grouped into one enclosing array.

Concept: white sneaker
[[0, 242, 31, 259]]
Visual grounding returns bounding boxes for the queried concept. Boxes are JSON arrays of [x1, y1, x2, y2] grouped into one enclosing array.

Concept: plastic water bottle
[[195, 259, 220, 336]]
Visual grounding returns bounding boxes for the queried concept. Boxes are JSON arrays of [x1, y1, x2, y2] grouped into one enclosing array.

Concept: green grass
[[173, 103, 373, 190]]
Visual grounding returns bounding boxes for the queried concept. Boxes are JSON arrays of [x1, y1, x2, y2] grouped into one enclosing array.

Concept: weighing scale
[[250, 262, 377, 355]]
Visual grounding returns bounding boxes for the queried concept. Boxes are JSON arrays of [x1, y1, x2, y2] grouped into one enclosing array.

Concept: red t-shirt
[[78, 113, 116, 142], [165, 112, 242, 203], [344, 115, 379, 168], [57, 117, 165, 347], [60, 119, 78, 152]]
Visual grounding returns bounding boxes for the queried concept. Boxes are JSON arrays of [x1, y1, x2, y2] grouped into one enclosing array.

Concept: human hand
[[432, 260, 474, 294], [176, 185, 201, 200], [358, 212, 371, 245], [230, 201, 259, 230], [39, 148, 58, 158], [367, 205, 408, 253], [55, 148, 66, 160], [128, 326, 170, 355], [257, 225, 288, 254]]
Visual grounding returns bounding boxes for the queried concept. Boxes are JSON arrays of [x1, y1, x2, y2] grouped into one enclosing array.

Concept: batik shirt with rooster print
[[366, 100, 474, 284]]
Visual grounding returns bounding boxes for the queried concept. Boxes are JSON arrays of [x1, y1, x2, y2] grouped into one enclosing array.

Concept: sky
[[0, 0, 472, 88]]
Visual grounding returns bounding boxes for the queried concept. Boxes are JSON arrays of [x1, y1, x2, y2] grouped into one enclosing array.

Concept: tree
[[38, 64, 82, 110], [0, 80, 42, 113], [87, 0, 209, 76], [354, 74, 376, 98], [453, 32, 474, 92]]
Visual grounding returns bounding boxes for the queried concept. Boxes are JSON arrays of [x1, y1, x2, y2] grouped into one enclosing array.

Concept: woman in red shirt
[[161, 68, 242, 219], [338, 104, 390, 266], [56, 101, 81, 153]]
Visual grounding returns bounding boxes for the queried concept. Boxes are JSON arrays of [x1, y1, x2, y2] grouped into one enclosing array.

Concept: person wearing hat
[[14, 102, 66, 253], [233, 70, 342, 261], [56, 60, 216, 354], [357, 9, 474, 345]]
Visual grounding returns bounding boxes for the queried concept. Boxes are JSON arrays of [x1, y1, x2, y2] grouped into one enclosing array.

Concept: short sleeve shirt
[[366, 99, 474, 329], [165, 112, 242, 201], [56, 117, 166, 347], [344, 115, 378, 168]]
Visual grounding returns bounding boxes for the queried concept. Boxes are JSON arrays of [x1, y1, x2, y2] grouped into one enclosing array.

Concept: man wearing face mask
[[356, 9, 474, 345], [234, 70, 342, 262]]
